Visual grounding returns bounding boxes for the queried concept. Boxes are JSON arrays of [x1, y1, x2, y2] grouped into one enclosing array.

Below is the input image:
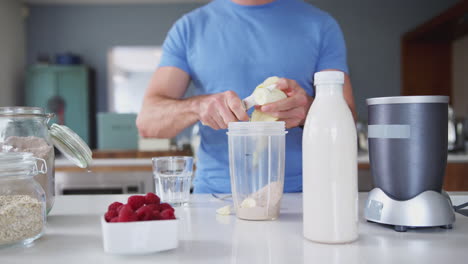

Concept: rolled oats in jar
[[0, 152, 47, 247]]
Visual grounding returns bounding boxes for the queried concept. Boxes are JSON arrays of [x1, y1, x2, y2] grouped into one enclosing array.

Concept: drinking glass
[[152, 156, 193, 207]]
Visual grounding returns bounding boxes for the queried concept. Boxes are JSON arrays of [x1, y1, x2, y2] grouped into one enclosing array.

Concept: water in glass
[[152, 157, 193, 207]]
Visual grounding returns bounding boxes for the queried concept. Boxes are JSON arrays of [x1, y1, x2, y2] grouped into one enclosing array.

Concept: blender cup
[[227, 122, 287, 220]]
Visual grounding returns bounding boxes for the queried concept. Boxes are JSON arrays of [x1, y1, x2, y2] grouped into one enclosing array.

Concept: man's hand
[[259, 78, 313, 129], [198, 91, 249, 130]]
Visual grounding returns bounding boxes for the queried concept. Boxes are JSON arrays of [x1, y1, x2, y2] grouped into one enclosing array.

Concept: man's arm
[[342, 73, 357, 121], [136, 67, 249, 138], [136, 67, 197, 138]]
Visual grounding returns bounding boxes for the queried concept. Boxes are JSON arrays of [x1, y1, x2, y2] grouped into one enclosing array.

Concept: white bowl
[[101, 217, 179, 254]]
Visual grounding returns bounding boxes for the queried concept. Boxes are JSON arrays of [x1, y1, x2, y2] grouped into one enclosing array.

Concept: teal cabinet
[[26, 65, 91, 145]]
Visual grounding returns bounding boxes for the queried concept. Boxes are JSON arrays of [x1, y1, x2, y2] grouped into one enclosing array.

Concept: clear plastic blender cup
[[227, 122, 287, 221]]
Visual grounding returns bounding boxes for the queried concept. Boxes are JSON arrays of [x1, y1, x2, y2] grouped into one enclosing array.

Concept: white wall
[[453, 35, 468, 118], [0, 0, 25, 107]]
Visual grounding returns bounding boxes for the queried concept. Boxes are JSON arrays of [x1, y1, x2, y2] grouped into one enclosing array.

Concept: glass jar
[[0, 152, 47, 247], [0, 107, 55, 213], [0, 107, 92, 214]]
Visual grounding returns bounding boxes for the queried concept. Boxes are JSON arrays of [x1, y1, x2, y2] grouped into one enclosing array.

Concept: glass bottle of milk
[[302, 71, 358, 243]]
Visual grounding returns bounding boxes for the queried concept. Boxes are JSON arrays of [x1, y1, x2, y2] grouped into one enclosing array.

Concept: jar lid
[[0, 152, 46, 176], [50, 124, 92, 169]]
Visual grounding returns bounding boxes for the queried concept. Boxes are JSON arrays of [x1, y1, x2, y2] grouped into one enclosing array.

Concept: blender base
[[364, 188, 456, 232]]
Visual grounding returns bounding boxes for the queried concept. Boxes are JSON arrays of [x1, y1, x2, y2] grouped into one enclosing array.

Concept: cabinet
[[401, 1, 468, 99], [25, 65, 92, 145], [443, 163, 468, 191]]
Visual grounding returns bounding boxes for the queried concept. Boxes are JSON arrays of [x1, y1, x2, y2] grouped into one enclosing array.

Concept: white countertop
[[55, 152, 468, 167], [1, 193, 468, 264]]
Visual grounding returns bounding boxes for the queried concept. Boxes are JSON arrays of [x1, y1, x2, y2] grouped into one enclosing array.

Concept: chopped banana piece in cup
[[240, 197, 257, 208]]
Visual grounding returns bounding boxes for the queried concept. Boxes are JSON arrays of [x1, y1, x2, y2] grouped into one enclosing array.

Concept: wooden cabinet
[[55, 149, 193, 173], [401, 0, 468, 98], [444, 163, 468, 191], [359, 162, 468, 191]]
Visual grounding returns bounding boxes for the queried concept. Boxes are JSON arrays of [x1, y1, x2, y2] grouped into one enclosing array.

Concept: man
[[137, 0, 356, 193]]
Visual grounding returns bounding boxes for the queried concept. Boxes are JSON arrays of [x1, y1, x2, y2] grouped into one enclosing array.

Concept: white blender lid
[[367, 96, 449, 105], [227, 121, 287, 136]]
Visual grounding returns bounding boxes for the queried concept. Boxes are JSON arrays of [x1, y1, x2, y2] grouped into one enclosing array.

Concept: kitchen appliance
[[448, 106, 457, 152], [454, 118, 467, 152], [108, 46, 162, 114], [364, 96, 455, 232], [97, 113, 138, 150], [55, 170, 154, 195], [448, 106, 466, 152]]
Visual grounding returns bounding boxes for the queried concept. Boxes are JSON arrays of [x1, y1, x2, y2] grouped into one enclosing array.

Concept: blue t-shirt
[[159, 0, 348, 193]]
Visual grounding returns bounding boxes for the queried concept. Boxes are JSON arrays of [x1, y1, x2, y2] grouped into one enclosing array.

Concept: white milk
[[302, 71, 358, 243]]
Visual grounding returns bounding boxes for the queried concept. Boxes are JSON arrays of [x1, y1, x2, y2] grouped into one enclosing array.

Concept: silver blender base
[[364, 188, 455, 232]]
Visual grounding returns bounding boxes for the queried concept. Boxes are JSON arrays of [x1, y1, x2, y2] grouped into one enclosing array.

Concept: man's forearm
[[136, 95, 202, 138]]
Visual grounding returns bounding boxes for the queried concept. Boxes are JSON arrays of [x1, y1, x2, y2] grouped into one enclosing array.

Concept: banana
[[250, 76, 287, 122]]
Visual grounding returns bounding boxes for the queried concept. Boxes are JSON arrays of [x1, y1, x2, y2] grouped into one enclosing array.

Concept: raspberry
[[146, 204, 160, 212], [118, 204, 133, 216], [159, 203, 175, 212], [104, 210, 118, 222], [160, 209, 176, 220], [110, 217, 119, 223], [108, 202, 123, 212], [136, 205, 154, 221], [153, 211, 161, 220], [145, 192, 160, 205], [127, 195, 146, 210], [118, 204, 138, 222]]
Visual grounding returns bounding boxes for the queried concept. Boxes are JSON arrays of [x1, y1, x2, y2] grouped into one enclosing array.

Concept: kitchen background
[[0, 0, 467, 194]]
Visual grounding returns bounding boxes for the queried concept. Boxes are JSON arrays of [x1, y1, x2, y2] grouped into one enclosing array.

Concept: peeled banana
[[250, 76, 287, 122]]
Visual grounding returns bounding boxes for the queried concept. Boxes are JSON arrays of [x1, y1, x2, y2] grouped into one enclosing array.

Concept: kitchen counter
[[1, 193, 468, 264], [55, 152, 468, 168], [56, 158, 154, 167]]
